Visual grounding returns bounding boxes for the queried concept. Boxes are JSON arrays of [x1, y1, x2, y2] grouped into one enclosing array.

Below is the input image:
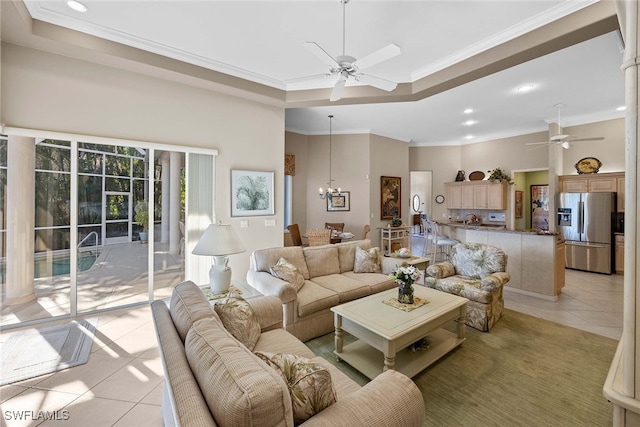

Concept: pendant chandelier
[[319, 115, 341, 200]]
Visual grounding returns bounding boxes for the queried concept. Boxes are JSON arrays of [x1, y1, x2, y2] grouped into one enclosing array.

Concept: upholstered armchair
[[425, 242, 509, 331]]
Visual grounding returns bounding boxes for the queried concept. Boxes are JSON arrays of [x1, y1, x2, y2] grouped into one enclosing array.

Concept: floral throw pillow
[[255, 351, 337, 423], [214, 294, 261, 351], [270, 257, 305, 291], [353, 246, 381, 273]]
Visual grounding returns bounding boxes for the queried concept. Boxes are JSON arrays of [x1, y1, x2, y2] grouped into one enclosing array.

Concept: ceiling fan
[[526, 104, 604, 150], [293, 0, 401, 102]]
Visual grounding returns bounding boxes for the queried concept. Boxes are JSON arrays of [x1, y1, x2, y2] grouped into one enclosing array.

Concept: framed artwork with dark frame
[[530, 184, 550, 230], [231, 170, 275, 217], [515, 190, 523, 218], [380, 176, 401, 219], [327, 191, 350, 212]]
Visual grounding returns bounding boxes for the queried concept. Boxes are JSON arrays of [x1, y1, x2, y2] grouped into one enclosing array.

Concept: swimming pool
[[1, 251, 100, 281]]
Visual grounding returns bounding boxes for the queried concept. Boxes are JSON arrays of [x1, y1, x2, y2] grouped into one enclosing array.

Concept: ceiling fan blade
[[525, 141, 551, 146], [352, 44, 401, 71], [355, 74, 397, 92], [549, 134, 571, 142], [526, 144, 550, 151], [567, 136, 605, 142], [286, 73, 334, 84], [330, 77, 347, 102], [303, 42, 340, 68]]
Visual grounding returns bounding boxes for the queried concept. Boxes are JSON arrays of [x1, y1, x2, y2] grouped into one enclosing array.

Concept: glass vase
[[398, 281, 414, 304]]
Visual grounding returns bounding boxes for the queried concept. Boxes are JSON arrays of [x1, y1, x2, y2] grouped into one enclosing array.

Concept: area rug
[[306, 309, 617, 426], [1, 319, 97, 386]]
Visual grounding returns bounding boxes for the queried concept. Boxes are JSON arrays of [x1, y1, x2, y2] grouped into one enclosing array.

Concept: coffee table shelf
[[335, 328, 463, 379]]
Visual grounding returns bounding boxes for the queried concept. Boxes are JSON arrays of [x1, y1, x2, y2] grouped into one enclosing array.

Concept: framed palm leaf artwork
[[231, 170, 275, 217]]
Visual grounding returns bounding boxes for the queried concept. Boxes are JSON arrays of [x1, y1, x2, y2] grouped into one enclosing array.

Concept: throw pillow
[[255, 351, 337, 423], [270, 257, 305, 291], [214, 294, 261, 351], [353, 246, 381, 273]]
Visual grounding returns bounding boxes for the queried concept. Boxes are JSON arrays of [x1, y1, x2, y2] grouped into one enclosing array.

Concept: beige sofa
[[247, 239, 400, 342], [151, 281, 425, 427]]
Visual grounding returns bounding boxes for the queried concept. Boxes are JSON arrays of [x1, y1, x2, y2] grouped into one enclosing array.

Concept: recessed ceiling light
[[516, 84, 535, 93], [66, 0, 88, 12], [463, 108, 474, 114], [464, 135, 474, 140], [616, 106, 626, 111], [464, 120, 476, 126]]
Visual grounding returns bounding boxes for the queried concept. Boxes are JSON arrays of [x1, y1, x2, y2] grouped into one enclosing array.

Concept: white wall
[[2, 43, 285, 280]]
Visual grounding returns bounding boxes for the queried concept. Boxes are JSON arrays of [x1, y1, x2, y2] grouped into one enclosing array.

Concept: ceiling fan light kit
[[299, 0, 401, 101]]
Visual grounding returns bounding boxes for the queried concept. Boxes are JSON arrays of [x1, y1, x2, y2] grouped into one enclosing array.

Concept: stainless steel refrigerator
[[556, 192, 616, 274]]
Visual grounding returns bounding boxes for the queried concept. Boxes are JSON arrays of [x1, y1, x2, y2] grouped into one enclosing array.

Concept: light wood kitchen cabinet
[[461, 185, 474, 208], [615, 234, 624, 274], [617, 177, 625, 212], [486, 181, 507, 209], [446, 184, 462, 209], [555, 240, 565, 294], [559, 172, 624, 212], [445, 181, 506, 210]]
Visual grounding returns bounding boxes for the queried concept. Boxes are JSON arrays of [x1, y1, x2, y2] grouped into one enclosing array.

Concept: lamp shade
[[192, 223, 245, 256]]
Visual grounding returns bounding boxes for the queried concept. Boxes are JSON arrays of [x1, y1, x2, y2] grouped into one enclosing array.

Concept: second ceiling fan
[[526, 104, 604, 150], [296, 0, 401, 102]]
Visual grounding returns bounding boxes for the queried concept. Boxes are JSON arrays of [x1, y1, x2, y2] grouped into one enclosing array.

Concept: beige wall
[[562, 118, 625, 174], [409, 118, 625, 220], [286, 131, 409, 247], [409, 145, 462, 221], [284, 132, 309, 232], [2, 43, 285, 281], [370, 134, 410, 247], [305, 133, 371, 237]]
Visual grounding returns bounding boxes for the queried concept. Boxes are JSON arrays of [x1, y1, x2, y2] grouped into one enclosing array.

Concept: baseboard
[[504, 286, 559, 302]]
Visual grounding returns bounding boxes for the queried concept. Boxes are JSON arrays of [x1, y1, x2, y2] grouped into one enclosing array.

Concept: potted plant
[[134, 200, 150, 242], [487, 167, 514, 185]]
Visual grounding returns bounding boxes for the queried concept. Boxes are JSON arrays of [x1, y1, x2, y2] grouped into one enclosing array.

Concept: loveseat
[[425, 242, 509, 332], [151, 280, 425, 427], [247, 239, 400, 342]]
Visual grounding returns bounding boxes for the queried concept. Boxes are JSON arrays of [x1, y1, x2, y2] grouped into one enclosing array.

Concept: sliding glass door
[[0, 133, 215, 328]]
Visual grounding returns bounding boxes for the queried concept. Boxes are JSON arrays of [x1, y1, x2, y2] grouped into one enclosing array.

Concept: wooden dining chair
[[324, 222, 345, 232], [307, 229, 331, 246], [361, 224, 371, 240], [287, 224, 303, 246]]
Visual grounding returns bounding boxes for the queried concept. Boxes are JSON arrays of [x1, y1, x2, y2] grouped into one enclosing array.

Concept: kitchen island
[[437, 222, 565, 300]]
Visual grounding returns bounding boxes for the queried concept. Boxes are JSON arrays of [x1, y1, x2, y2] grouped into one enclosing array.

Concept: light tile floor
[[0, 268, 624, 426]]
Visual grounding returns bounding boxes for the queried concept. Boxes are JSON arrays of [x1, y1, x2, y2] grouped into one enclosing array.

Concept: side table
[[382, 255, 430, 285], [201, 280, 262, 303]]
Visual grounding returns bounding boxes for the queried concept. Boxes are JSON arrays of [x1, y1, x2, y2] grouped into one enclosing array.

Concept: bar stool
[[424, 219, 459, 264]]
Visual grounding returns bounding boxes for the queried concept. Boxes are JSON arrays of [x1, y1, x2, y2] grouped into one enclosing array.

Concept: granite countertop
[[437, 221, 559, 236]]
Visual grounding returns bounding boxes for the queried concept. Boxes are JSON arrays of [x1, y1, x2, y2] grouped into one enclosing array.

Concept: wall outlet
[[265, 219, 276, 227], [240, 220, 249, 228]]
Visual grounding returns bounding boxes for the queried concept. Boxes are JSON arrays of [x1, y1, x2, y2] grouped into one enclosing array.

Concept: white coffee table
[[331, 286, 467, 379]]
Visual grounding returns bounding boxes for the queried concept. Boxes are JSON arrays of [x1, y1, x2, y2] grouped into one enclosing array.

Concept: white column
[[617, 0, 640, 398], [169, 152, 181, 254], [604, 4, 640, 424], [5, 136, 36, 305], [160, 154, 170, 243]]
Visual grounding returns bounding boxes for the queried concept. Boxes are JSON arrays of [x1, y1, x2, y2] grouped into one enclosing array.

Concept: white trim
[[410, 0, 599, 81], [2, 127, 219, 156]]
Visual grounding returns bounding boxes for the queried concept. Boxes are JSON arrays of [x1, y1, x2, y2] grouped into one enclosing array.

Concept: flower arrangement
[[389, 264, 421, 286], [487, 167, 514, 185], [390, 264, 421, 304]]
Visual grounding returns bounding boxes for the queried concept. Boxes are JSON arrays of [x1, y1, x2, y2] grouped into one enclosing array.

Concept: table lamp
[[192, 223, 245, 294]]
